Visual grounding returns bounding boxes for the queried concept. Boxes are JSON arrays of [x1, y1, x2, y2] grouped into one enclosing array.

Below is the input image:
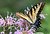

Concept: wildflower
[[0, 18, 6, 27], [14, 30, 23, 34], [5, 15, 15, 26], [15, 18, 25, 27]]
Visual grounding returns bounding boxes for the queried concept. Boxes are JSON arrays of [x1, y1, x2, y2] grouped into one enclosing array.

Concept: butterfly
[[16, 2, 45, 28]]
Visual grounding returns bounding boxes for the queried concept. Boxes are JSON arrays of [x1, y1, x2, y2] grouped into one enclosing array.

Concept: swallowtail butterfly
[[16, 2, 45, 30]]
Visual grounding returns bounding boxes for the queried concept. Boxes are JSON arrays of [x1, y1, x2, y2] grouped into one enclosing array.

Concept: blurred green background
[[0, 0, 50, 34]]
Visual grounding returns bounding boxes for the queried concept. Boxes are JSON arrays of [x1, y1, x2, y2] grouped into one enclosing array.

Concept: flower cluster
[[0, 13, 36, 34]]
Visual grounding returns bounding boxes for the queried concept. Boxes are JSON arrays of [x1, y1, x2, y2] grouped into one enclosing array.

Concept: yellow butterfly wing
[[28, 2, 44, 23], [35, 2, 43, 14], [16, 12, 33, 23], [27, 8, 36, 23], [16, 2, 45, 24]]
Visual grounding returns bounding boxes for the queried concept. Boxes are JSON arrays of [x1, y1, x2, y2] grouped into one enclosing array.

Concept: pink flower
[[15, 18, 29, 27], [0, 18, 5, 27], [5, 16, 14, 25], [14, 30, 23, 34], [15, 18, 25, 27]]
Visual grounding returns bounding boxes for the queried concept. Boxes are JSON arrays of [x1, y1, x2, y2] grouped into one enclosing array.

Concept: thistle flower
[[5, 13, 16, 26], [14, 30, 22, 34], [0, 12, 17, 27], [14, 18, 25, 31], [0, 13, 35, 34], [0, 17, 6, 27], [5, 16, 14, 25], [15, 18, 25, 27], [0, 12, 44, 34], [14, 18, 30, 31]]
